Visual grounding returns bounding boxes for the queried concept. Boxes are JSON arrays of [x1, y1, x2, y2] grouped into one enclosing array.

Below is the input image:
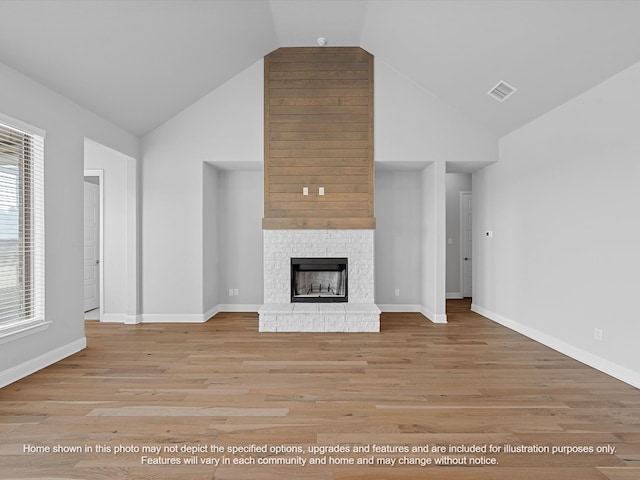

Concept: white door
[[460, 192, 472, 297], [84, 181, 100, 312]]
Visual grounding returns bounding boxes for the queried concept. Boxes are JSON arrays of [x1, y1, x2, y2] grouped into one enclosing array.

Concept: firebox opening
[[291, 257, 348, 303]]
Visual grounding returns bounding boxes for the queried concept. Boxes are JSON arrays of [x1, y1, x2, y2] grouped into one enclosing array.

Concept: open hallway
[[1, 300, 639, 479]]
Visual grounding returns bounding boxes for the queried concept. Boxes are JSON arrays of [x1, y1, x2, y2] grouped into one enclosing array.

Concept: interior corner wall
[[203, 163, 220, 316], [141, 59, 263, 320], [446, 173, 472, 297], [473, 61, 640, 387], [0, 61, 139, 386], [421, 161, 447, 323], [374, 170, 422, 305]]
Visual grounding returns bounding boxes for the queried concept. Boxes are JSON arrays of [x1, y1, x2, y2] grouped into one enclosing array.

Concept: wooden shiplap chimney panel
[[263, 47, 375, 230]]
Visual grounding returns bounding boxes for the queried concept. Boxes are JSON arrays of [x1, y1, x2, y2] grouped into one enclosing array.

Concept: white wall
[[84, 139, 138, 323], [473, 61, 640, 387], [0, 61, 138, 387], [374, 170, 422, 306], [141, 60, 263, 320], [203, 163, 220, 316], [446, 173, 472, 297], [375, 60, 496, 165], [216, 169, 263, 308], [421, 161, 447, 323]]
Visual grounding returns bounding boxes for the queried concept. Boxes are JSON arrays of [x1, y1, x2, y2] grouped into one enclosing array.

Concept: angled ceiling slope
[[0, 0, 279, 137], [1, 1, 640, 139], [360, 0, 640, 138]]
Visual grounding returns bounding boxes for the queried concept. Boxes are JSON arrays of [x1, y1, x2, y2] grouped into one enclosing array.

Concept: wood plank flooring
[[1, 299, 639, 479]]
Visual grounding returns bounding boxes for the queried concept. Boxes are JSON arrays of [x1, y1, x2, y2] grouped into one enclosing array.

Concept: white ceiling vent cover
[[488, 80, 517, 102]]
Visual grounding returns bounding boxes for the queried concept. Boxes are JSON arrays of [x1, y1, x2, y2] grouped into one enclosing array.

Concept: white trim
[[125, 314, 142, 325], [471, 303, 640, 390], [215, 304, 261, 313], [84, 169, 104, 322], [102, 306, 259, 324], [204, 305, 222, 321], [0, 337, 86, 388], [377, 304, 421, 312], [0, 112, 46, 138], [0, 321, 52, 345], [420, 305, 448, 324], [446, 292, 463, 299], [101, 313, 127, 323], [141, 313, 207, 324]]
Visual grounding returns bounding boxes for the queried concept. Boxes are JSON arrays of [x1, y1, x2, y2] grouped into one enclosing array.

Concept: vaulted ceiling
[[1, 0, 639, 138]]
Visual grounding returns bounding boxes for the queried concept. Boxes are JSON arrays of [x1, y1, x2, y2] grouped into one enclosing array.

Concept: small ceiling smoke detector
[[488, 80, 517, 102], [317, 37, 327, 46]]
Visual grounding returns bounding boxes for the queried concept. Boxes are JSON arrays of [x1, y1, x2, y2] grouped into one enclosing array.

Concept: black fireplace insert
[[291, 257, 348, 303]]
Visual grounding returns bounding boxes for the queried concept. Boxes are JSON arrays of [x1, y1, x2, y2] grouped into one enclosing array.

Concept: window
[[0, 115, 46, 342]]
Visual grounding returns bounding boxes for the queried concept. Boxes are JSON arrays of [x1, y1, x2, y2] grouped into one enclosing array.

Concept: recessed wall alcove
[[203, 161, 434, 327]]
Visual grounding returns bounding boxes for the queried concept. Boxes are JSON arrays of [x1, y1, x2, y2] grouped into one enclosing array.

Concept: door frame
[[84, 169, 104, 321], [459, 191, 472, 298]]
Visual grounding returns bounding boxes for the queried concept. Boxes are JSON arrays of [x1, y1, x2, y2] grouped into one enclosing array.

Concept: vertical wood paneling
[[263, 47, 375, 230]]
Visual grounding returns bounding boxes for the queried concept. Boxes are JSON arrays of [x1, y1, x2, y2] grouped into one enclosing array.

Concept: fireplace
[[259, 230, 379, 332], [291, 258, 347, 303]]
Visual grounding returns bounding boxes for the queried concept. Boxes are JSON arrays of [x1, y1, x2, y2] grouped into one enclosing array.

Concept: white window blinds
[[0, 117, 46, 341]]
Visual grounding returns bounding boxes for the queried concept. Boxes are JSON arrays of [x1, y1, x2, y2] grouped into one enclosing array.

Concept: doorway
[[445, 174, 472, 301], [460, 191, 472, 298], [84, 170, 103, 320]]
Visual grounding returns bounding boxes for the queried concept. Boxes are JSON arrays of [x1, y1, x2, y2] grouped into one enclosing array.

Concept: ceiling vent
[[488, 80, 517, 102]]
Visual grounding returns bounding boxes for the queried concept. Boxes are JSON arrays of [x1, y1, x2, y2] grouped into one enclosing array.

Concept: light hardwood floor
[[1, 300, 639, 479]]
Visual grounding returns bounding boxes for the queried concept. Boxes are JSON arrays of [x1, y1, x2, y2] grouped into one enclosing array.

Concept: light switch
[[303, 187, 308, 196], [319, 187, 325, 196]]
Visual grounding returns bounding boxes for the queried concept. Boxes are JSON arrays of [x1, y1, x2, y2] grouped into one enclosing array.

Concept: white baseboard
[[102, 313, 126, 323], [105, 306, 260, 324], [420, 305, 448, 324], [0, 337, 87, 388], [101, 313, 142, 324], [471, 303, 640, 390], [343, 303, 449, 324], [141, 313, 207, 323], [203, 305, 222, 322], [446, 292, 463, 299], [105, 313, 203, 324], [215, 304, 261, 313], [125, 314, 142, 325], [377, 304, 421, 312]]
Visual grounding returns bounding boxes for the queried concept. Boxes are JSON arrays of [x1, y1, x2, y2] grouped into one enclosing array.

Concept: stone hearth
[[259, 230, 380, 332]]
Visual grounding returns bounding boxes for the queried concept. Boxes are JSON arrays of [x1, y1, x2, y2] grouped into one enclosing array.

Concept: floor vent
[[488, 80, 517, 102]]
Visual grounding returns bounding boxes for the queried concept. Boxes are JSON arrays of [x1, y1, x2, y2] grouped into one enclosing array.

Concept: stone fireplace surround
[[259, 230, 380, 332]]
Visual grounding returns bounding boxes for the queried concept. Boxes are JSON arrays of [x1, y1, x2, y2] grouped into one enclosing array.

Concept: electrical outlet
[[594, 328, 603, 342], [233, 289, 239, 296], [319, 186, 325, 196], [394, 288, 400, 297], [228, 288, 233, 296], [303, 187, 308, 196]]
